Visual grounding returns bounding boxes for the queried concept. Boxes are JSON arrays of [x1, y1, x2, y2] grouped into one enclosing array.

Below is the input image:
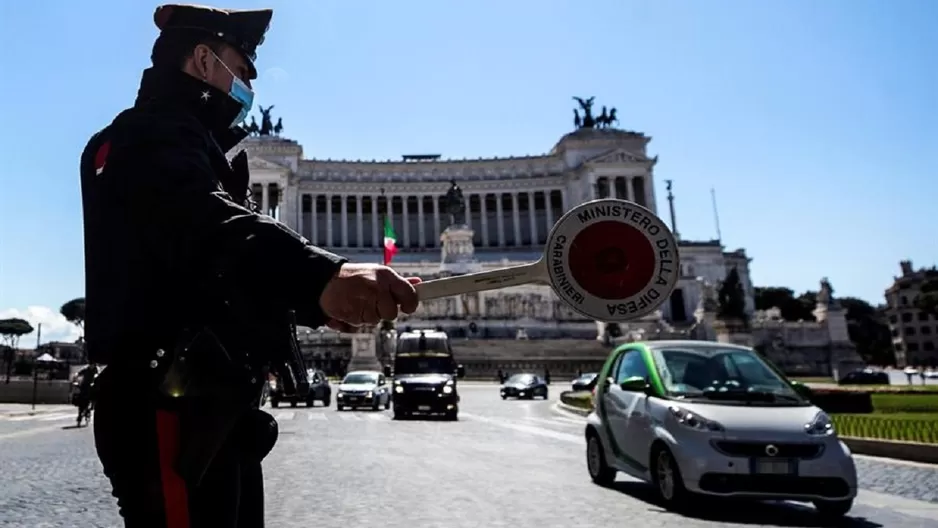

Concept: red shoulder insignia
[[94, 141, 111, 175]]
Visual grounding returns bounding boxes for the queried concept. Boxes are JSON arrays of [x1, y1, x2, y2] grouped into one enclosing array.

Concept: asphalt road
[[1, 385, 937, 527]]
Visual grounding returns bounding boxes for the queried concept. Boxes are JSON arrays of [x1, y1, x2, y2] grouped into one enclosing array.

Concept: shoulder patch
[[94, 141, 111, 176]]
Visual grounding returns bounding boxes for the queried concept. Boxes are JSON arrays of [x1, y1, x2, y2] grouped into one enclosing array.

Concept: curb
[[841, 437, 938, 465], [552, 402, 938, 465]]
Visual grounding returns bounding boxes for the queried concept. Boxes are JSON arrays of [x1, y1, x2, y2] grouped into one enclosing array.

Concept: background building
[[884, 260, 938, 366]]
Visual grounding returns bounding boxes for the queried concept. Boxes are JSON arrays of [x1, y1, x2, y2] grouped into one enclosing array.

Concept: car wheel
[[384, 397, 390, 410], [542, 388, 549, 400], [323, 397, 331, 407], [392, 409, 405, 420], [651, 444, 689, 509], [586, 429, 616, 486], [306, 398, 315, 407], [372, 399, 380, 411], [271, 400, 279, 408], [336, 405, 344, 411], [501, 394, 507, 400], [290, 400, 298, 408], [813, 499, 853, 519], [444, 410, 458, 421]]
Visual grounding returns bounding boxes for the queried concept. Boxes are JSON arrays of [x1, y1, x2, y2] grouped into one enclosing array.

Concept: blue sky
[[1, 0, 936, 344]]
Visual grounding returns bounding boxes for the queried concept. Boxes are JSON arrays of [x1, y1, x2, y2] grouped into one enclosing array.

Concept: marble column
[[402, 197, 410, 247], [480, 194, 489, 246], [625, 176, 633, 202], [310, 194, 318, 245], [511, 193, 521, 247], [545, 190, 554, 233], [326, 195, 333, 247], [496, 194, 505, 246], [609, 178, 617, 199], [341, 195, 349, 247], [356, 195, 364, 248], [527, 191, 537, 245], [261, 184, 270, 216], [417, 195, 425, 248], [432, 198, 441, 247], [371, 196, 379, 248]]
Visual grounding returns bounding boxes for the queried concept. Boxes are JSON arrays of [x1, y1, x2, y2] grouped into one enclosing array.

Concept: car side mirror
[[601, 376, 614, 393], [619, 376, 649, 392], [790, 380, 813, 400], [383, 365, 392, 377], [456, 365, 466, 378]]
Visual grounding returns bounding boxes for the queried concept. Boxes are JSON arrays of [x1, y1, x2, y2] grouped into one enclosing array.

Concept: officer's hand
[[319, 263, 421, 332]]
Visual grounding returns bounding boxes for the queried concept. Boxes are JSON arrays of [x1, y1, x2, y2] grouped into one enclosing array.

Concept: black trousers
[[93, 368, 270, 528]]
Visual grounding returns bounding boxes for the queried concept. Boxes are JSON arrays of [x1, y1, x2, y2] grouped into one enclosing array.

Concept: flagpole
[[380, 188, 386, 265]]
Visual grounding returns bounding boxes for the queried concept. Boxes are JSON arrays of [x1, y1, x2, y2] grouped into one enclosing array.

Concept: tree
[[60, 297, 86, 332], [0, 318, 34, 384], [717, 267, 748, 323], [0, 318, 33, 349], [840, 297, 894, 366], [754, 287, 815, 321], [914, 269, 938, 317]]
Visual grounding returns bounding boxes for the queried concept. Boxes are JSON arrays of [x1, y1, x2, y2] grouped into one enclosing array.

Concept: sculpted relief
[[401, 291, 587, 321]]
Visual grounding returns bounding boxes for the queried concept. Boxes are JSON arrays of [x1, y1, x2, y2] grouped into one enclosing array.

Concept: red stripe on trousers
[[155, 410, 190, 528]]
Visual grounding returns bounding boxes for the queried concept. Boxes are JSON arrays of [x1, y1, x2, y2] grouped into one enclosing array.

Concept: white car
[[584, 341, 858, 519], [336, 371, 392, 411]]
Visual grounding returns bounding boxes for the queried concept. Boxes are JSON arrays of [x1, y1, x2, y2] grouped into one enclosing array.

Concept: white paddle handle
[[416, 262, 545, 301]]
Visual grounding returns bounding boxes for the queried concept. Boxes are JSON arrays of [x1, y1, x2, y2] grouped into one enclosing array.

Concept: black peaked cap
[[153, 4, 273, 77]]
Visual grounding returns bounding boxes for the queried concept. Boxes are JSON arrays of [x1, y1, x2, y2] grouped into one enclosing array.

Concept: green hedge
[[560, 390, 592, 410], [833, 414, 938, 444]]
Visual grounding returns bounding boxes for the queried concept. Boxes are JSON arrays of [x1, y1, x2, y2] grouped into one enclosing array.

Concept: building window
[[918, 312, 930, 321], [906, 327, 917, 336], [889, 315, 898, 324], [895, 343, 904, 352], [901, 296, 908, 305], [925, 342, 935, 352], [907, 342, 919, 352], [922, 326, 932, 335], [891, 328, 900, 337], [902, 313, 913, 323]]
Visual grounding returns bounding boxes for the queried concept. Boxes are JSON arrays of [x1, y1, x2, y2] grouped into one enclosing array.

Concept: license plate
[[418, 405, 431, 411], [348, 397, 360, 403], [751, 458, 796, 475]]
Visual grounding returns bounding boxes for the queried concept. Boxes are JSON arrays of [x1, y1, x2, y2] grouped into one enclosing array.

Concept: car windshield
[[507, 374, 534, 384], [343, 373, 377, 385], [652, 346, 805, 404], [394, 355, 455, 375]]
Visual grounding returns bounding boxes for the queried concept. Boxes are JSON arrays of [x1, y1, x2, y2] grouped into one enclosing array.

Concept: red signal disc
[[568, 221, 656, 301]]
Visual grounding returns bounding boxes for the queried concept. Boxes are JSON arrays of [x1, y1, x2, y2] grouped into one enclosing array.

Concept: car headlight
[[366, 391, 374, 398], [445, 379, 454, 386], [337, 392, 344, 398], [669, 406, 723, 432], [442, 385, 453, 394], [805, 411, 835, 436], [395, 385, 404, 394]]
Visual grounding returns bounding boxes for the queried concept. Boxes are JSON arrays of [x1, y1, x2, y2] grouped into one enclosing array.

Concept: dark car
[[571, 372, 598, 392], [500, 373, 549, 400], [838, 369, 889, 386], [270, 368, 332, 408]]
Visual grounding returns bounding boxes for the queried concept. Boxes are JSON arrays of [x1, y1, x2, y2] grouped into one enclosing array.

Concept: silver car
[[336, 370, 391, 411], [584, 341, 858, 520]]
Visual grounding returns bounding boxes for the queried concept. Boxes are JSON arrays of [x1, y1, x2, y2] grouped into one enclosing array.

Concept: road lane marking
[[307, 413, 326, 420], [0, 424, 70, 441], [366, 413, 388, 421], [38, 413, 76, 422], [272, 411, 295, 421], [337, 413, 361, 421], [462, 412, 938, 519], [523, 416, 584, 427]]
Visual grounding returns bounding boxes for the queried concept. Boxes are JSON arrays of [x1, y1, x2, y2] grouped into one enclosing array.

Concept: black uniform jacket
[[79, 67, 347, 367]]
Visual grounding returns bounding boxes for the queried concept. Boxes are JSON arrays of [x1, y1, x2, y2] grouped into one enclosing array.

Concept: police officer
[[80, 5, 420, 527]]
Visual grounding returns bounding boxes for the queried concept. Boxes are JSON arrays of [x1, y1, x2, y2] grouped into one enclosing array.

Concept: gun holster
[[156, 329, 266, 488]]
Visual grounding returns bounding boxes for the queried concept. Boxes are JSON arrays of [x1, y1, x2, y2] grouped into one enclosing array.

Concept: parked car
[[571, 372, 598, 392], [269, 368, 331, 408], [336, 370, 391, 411], [838, 368, 889, 385], [584, 340, 857, 520], [500, 373, 549, 400]]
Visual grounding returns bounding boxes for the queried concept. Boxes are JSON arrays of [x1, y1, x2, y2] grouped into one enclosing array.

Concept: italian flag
[[383, 216, 398, 266]]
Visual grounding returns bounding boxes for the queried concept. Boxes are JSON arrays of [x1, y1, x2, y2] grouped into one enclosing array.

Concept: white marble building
[[241, 126, 755, 340]]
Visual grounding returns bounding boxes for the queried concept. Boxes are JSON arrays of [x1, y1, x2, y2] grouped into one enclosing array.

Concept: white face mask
[[211, 51, 255, 128]]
